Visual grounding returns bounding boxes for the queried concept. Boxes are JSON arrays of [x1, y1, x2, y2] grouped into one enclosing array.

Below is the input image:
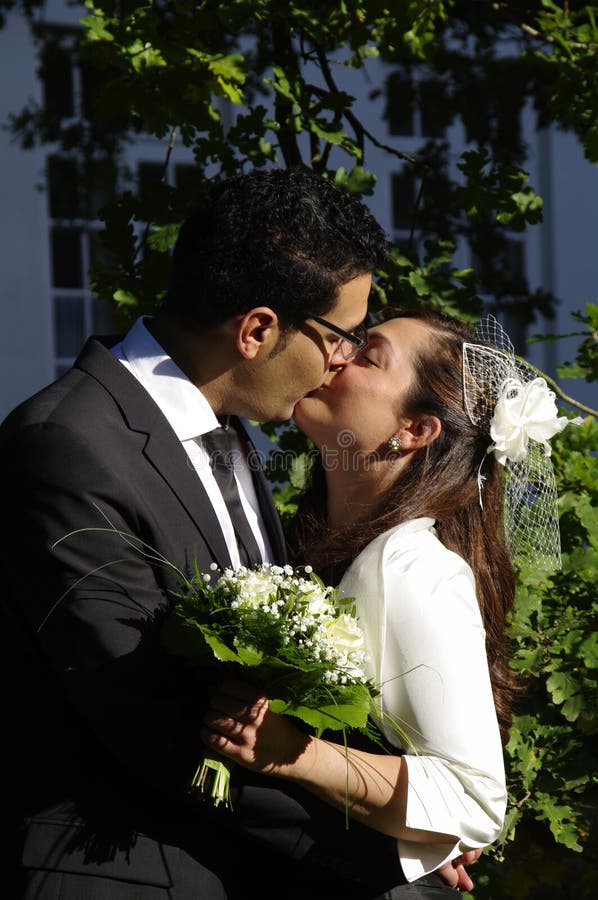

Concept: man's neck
[[146, 316, 238, 413]]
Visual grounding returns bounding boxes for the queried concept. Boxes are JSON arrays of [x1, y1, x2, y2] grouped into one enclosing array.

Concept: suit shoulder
[[1, 367, 109, 437], [0, 337, 139, 440]]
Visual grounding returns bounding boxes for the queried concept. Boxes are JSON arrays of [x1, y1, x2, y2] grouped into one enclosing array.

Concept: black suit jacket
[[0, 337, 409, 899]]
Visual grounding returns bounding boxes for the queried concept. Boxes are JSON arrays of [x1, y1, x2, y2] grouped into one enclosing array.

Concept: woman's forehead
[[370, 316, 429, 346]]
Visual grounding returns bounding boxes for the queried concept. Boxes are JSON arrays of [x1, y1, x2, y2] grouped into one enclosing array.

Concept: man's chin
[[295, 386, 322, 411], [293, 399, 306, 419]]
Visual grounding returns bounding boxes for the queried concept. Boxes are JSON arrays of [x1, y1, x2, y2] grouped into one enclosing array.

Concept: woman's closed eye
[[355, 349, 378, 366]]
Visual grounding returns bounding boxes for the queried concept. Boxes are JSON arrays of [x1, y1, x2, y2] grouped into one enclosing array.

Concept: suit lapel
[[141, 430, 233, 569], [74, 337, 234, 570]]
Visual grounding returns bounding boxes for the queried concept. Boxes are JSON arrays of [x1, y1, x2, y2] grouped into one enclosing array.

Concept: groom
[[0, 168, 472, 898]]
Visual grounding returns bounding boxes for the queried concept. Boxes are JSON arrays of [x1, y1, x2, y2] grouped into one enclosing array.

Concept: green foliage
[[465, 409, 598, 898], [4, 0, 594, 322], [376, 239, 481, 319], [557, 304, 598, 384], [457, 149, 544, 232], [4, 0, 598, 895], [524, 1, 598, 164]]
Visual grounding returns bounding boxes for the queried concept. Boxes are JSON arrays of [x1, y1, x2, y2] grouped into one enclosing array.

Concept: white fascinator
[[462, 316, 583, 570]]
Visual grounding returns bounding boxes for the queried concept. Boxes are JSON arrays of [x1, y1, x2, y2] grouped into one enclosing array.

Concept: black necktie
[[202, 425, 263, 569]]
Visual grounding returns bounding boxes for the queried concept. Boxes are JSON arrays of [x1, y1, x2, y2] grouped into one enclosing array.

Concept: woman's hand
[[201, 680, 310, 777], [437, 848, 484, 891], [200, 681, 461, 851]]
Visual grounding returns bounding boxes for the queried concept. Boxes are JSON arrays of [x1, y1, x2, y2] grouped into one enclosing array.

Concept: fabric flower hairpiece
[[462, 316, 583, 570], [489, 376, 580, 466]]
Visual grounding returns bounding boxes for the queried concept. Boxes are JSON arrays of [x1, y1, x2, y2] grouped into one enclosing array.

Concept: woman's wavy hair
[[289, 307, 517, 741]]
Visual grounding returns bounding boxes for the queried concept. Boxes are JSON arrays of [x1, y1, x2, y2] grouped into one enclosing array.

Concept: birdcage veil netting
[[462, 315, 582, 570]]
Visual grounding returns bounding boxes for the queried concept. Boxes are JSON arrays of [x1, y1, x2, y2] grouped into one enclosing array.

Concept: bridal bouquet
[[161, 561, 380, 809]]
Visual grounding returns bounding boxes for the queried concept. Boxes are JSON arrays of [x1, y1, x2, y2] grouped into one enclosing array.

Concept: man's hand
[[437, 849, 483, 891]]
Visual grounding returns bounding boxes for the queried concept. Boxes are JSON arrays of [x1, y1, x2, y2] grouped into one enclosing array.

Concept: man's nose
[[321, 361, 345, 386], [328, 343, 349, 368]]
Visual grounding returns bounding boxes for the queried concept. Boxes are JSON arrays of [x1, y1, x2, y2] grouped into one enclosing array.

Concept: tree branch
[[271, 21, 304, 168], [520, 22, 597, 53], [314, 45, 419, 166], [515, 354, 597, 417], [136, 125, 178, 264]]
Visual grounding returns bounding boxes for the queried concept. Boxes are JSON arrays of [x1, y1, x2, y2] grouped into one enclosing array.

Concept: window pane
[[471, 237, 526, 295], [47, 155, 79, 219], [80, 57, 105, 122], [80, 56, 129, 129], [54, 296, 85, 357], [419, 80, 448, 139], [500, 309, 527, 355], [51, 228, 83, 288], [88, 230, 109, 268], [92, 296, 116, 334], [396, 238, 420, 264], [385, 73, 414, 136], [84, 157, 117, 219], [392, 170, 417, 231], [138, 162, 164, 205], [41, 41, 74, 119], [175, 164, 200, 196], [504, 239, 525, 281]]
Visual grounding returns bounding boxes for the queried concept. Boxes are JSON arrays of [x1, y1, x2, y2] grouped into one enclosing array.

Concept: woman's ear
[[235, 307, 279, 359], [396, 415, 442, 451]]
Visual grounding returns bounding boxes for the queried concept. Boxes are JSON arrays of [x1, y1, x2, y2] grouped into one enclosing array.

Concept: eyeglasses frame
[[308, 315, 369, 360]]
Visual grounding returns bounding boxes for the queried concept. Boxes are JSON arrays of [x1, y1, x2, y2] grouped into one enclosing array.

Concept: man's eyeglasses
[[308, 315, 369, 360]]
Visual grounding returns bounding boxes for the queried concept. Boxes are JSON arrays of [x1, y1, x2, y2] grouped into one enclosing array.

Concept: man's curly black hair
[[162, 167, 389, 331]]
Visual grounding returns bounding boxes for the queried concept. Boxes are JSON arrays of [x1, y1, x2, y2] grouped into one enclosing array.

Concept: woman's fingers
[[201, 681, 269, 761]]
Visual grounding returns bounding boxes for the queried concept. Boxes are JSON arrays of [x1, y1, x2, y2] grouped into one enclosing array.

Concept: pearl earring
[[387, 435, 402, 453]]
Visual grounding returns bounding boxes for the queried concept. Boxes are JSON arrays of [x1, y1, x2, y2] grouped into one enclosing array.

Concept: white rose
[[236, 571, 276, 609], [325, 614, 365, 656], [489, 377, 579, 465], [305, 586, 333, 617]]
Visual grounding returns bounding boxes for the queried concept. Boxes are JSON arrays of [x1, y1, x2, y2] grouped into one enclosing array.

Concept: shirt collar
[[118, 316, 219, 441]]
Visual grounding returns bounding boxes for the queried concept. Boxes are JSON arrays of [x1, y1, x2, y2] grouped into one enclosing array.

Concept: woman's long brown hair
[[289, 308, 517, 742]]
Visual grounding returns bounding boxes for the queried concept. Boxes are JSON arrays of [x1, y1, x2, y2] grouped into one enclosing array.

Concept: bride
[[200, 308, 570, 894]]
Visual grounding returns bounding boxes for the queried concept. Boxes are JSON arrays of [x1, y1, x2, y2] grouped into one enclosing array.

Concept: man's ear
[[235, 307, 279, 359], [396, 415, 442, 451]]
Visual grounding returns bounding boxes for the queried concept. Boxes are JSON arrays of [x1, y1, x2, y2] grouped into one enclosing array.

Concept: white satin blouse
[[338, 517, 507, 882]]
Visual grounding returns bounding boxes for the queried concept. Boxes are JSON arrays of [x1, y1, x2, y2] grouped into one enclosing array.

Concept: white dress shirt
[[111, 316, 273, 567], [339, 517, 506, 882]]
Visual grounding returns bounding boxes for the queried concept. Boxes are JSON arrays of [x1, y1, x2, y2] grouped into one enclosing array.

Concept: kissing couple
[[2, 167, 575, 899]]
